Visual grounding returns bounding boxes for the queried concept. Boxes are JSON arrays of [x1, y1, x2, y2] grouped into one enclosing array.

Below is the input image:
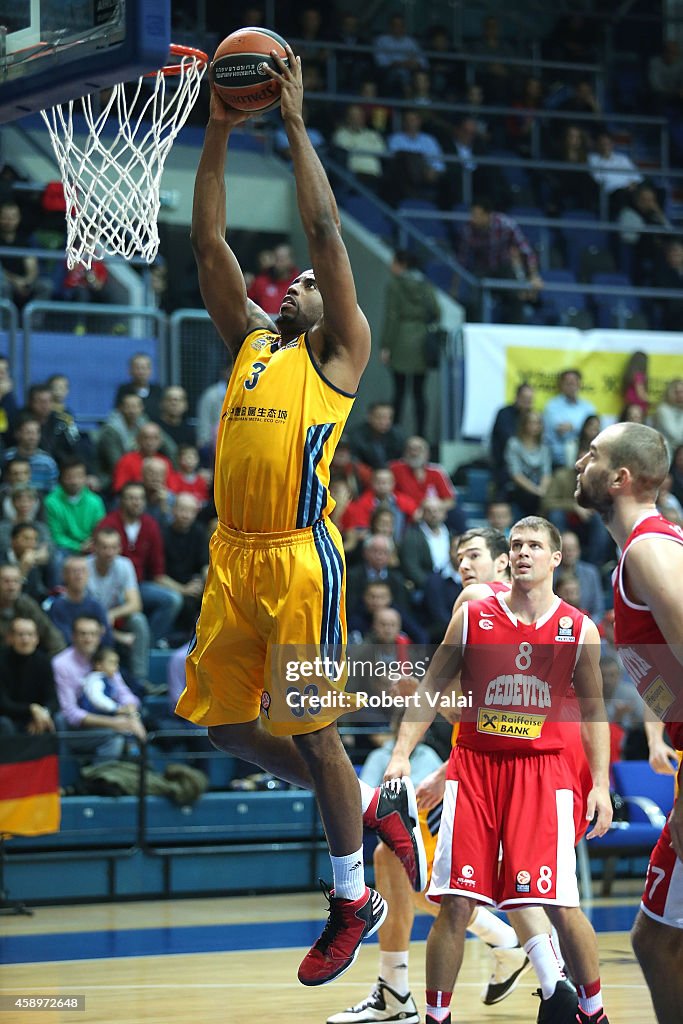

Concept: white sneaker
[[327, 979, 419, 1023], [481, 944, 532, 1005]]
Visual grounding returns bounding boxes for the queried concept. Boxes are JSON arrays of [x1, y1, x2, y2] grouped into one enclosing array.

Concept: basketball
[[210, 27, 289, 113]]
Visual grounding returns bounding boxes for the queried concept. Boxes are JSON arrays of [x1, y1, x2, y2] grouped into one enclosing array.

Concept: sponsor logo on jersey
[[476, 707, 546, 739], [457, 864, 476, 887], [642, 676, 675, 720], [558, 616, 573, 629], [516, 869, 531, 893], [479, 618, 494, 630], [556, 614, 575, 642], [250, 337, 269, 351], [484, 674, 551, 708]]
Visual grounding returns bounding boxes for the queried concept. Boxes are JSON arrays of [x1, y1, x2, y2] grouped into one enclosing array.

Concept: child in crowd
[[79, 646, 124, 715], [175, 444, 209, 505]]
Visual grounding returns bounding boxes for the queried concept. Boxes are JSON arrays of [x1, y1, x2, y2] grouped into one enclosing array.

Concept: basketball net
[[41, 45, 207, 270]]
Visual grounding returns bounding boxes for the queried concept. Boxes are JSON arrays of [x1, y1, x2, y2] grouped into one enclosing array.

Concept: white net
[[41, 49, 207, 270]]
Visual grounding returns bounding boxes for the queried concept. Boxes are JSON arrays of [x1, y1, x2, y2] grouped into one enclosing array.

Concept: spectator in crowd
[[486, 499, 513, 534], [653, 240, 683, 331], [386, 110, 445, 204], [471, 15, 517, 103], [620, 351, 650, 418], [357, 78, 392, 135], [274, 102, 325, 162], [159, 493, 208, 639], [53, 615, 144, 763], [44, 458, 106, 565], [441, 115, 505, 210], [348, 401, 406, 471], [455, 199, 543, 323], [671, 443, 683, 505], [98, 482, 182, 645], [489, 382, 535, 491], [0, 201, 53, 310], [329, 435, 368, 499], [574, 414, 602, 465], [618, 186, 671, 287], [374, 13, 426, 96], [175, 444, 210, 505], [506, 76, 544, 158], [0, 617, 58, 735], [196, 367, 229, 461], [332, 105, 387, 192], [1, 522, 57, 603], [341, 467, 418, 543], [542, 368, 597, 468], [0, 477, 43, 529], [114, 353, 162, 420], [390, 435, 456, 512], [3, 414, 59, 493], [588, 131, 644, 216], [140, 456, 175, 526], [0, 563, 65, 655], [422, 533, 462, 642], [546, 124, 599, 215], [79, 646, 126, 716], [618, 403, 646, 424], [59, 258, 117, 329], [652, 377, 683, 451], [399, 496, 451, 592], [95, 388, 147, 492], [556, 78, 603, 120], [380, 250, 440, 437], [22, 382, 82, 465], [332, 11, 373, 92], [347, 580, 394, 643], [153, 386, 196, 449], [247, 243, 299, 316], [0, 457, 31, 510], [504, 408, 552, 515], [86, 527, 150, 688], [346, 534, 409, 615], [554, 573, 586, 614], [0, 354, 18, 447], [48, 555, 111, 646], [558, 530, 605, 622], [600, 652, 643, 737], [648, 40, 683, 109], [112, 421, 178, 494]]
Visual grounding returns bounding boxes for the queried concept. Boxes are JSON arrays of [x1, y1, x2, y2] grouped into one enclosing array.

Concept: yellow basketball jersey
[[215, 328, 355, 533]]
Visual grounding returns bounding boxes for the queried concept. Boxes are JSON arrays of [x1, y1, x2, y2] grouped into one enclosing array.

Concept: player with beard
[[176, 47, 426, 986], [575, 422, 683, 1024]]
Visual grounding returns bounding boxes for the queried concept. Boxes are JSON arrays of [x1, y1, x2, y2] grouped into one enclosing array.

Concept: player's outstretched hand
[[384, 754, 411, 782], [585, 783, 613, 840], [267, 44, 303, 122], [415, 762, 447, 812], [208, 84, 254, 127]]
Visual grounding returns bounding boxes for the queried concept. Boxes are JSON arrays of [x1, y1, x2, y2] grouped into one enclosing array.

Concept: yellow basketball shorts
[[175, 519, 351, 736], [419, 801, 443, 882]]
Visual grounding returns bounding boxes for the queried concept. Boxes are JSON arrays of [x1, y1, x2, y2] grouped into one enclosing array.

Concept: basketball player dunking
[[575, 422, 683, 1024], [175, 46, 425, 986], [385, 516, 612, 1024]]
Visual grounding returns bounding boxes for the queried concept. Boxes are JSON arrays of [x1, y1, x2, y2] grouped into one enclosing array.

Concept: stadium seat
[[397, 199, 451, 243], [342, 194, 393, 240]]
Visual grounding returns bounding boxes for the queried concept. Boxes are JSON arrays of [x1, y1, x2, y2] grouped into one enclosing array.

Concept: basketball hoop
[[41, 44, 208, 270]]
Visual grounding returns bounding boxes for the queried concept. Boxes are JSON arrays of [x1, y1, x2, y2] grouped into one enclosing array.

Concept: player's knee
[[293, 723, 340, 765], [632, 913, 679, 968], [439, 894, 475, 927], [208, 722, 256, 756]]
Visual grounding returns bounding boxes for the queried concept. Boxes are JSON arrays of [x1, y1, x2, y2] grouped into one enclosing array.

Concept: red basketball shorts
[[428, 746, 580, 909]]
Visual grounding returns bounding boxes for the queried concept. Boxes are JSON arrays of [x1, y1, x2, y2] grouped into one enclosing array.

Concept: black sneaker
[[363, 777, 427, 892], [298, 883, 387, 987], [536, 980, 579, 1024]]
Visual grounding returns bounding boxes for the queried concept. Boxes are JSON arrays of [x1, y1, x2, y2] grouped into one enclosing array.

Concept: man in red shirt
[[112, 422, 179, 494], [387, 516, 612, 1024], [576, 421, 683, 1024], [390, 436, 456, 509], [98, 482, 182, 644], [342, 467, 418, 541], [246, 243, 300, 316]]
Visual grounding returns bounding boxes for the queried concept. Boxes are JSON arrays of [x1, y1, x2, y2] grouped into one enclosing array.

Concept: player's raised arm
[[191, 90, 272, 354], [573, 618, 612, 839], [384, 607, 465, 780], [269, 47, 371, 387]]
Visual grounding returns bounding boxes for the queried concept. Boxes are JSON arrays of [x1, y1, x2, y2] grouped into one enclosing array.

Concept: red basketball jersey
[[487, 580, 512, 595], [457, 593, 588, 753], [613, 511, 683, 750]]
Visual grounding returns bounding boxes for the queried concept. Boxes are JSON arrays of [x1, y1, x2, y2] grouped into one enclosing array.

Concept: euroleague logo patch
[[516, 869, 531, 893], [260, 690, 272, 718], [257, 61, 270, 76], [556, 614, 575, 643]]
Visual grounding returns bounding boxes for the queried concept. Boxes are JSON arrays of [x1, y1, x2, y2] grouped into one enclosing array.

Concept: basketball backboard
[[0, 0, 171, 123]]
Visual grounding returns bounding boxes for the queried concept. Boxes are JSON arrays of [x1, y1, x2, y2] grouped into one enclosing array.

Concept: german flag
[[0, 735, 60, 836]]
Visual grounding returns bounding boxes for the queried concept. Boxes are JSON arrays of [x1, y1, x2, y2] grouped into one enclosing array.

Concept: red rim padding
[[158, 44, 208, 76]]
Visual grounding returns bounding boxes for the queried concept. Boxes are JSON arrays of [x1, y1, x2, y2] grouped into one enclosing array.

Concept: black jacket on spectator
[[0, 646, 57, 730], [162, 522, 208, 584], [422, 569, 462, 643], [347, 423, 406, 470]]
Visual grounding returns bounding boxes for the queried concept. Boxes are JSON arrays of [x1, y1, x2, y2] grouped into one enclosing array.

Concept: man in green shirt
[[44, 459, 106, 570]]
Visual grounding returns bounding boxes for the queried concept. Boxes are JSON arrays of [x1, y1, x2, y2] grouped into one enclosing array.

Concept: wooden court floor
[[0, 893, 656, 1023]]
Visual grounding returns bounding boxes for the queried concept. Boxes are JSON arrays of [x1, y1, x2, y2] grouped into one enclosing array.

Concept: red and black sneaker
[[577, 1011, 609, 1023], [298, 883, 388, 987], [363, 777, 427, 892]]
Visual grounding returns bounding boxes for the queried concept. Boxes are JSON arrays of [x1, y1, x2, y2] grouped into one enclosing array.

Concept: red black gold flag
[[0, 735, 61, 836]]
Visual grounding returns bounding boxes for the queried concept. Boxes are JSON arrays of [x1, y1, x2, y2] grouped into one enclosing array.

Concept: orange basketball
[[211, 27, 289, 113]]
